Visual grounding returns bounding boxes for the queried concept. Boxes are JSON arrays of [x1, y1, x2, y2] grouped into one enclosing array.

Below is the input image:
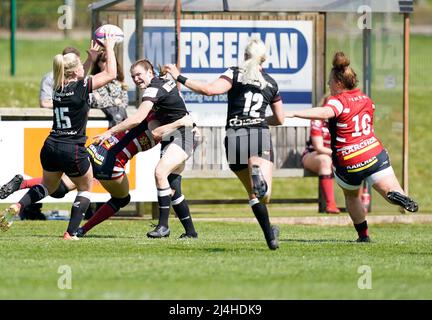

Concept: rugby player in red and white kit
[[286, 52, 418, 242]]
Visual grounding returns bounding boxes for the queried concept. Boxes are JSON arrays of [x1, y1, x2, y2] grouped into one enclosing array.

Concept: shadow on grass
[[282, 238, 356, 243], [0, 234, 61, 239], [165, 242, 279, 253], [79, 234, 138, 239], [0, 233, 138, 240]]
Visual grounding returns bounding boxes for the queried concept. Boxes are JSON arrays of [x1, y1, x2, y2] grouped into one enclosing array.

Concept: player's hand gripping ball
[[94, 24, 124, 46]]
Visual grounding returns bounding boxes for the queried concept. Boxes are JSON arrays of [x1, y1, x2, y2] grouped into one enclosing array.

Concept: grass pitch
[[0, 219, 431, 300]]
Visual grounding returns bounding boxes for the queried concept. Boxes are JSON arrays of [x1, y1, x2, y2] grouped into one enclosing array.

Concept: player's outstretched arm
[[91, 37, 117, 90], [94, 100, 153, 144], [285, 106, 335, 120], [151, 114, 194, 142], [266, 100, 285, 126], [164, 64, 232, 96], [83, 40, 101, 76]]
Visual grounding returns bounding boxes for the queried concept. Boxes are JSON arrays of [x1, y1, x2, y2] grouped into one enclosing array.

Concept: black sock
[[354, 220, 369, 238], [157, 187, 171, 228], [172, 195, 196, 235], [18, 184, 48, 217], [67, 192, 91, 235], [50, 180, 70, 199], [250, 199, 274, 242]]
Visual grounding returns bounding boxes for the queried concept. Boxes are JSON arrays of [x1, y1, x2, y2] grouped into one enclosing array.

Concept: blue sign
[[128, 27, 308, 74], [124, 20, 313, 106]]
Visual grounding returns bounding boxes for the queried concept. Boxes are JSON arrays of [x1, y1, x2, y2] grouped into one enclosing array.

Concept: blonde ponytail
[[240, 38, 267, 89], [53, 53, 81, 92], [53, 54, 65, 92]]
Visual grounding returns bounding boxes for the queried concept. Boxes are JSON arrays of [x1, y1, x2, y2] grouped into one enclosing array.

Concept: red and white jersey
[[305, 119, 331, 153], [311, 119, 331, 148], [87, 111, 158, 179], [324, 88, 383, 167], [111, 111, 158, 175]]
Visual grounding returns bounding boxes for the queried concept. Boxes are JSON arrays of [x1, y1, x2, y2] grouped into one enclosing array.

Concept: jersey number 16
[[352, 114, 371, 137]]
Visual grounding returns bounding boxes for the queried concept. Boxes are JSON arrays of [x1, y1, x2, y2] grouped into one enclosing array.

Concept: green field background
[[1, 220, 432, 299]]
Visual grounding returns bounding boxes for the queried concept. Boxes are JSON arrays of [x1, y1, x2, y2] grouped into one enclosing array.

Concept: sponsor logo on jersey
[[348, 95, 368, 102], [102, 136, 119, 150], [346, 156, 378, 173], [228, 116, 265, 127], [339, 137, 380, 160], [87, 144, 105, 165], [143, 87, 159, 98], [139, 136, 152, 149], [162, 81, 176, 92], [54, 91, 75, 98], [50, 129, 78, 135]]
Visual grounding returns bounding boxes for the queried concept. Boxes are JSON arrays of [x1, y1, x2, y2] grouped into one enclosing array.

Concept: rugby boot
[[63, 232, 80, 241], [147, 225, 170, 238], [266, 225, 280, 250], [178, 232, 198, 239], [356, 236, 371, 243], [75, 227, 86, 238], [387, 191, 418, 212], [251, 165, 268, 199], [0, 174, 23, 199], [0, 204, 20, 232]]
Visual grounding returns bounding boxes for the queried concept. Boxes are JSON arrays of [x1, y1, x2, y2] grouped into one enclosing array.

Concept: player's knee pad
[[168, 174, 182, 198], [50, 180, 70, 199], [107, 194, 131, 212]]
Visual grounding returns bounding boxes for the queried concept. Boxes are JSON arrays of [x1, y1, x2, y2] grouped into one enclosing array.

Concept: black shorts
[[40, 138, 91, 178], [87, 144, 120, 180], [160, 126, 194, 158], [334, 149, 394, 190], [224, 127, 274, 172]]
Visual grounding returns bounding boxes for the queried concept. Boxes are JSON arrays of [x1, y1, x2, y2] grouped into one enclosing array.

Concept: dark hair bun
[[332, 52, 350, 70]]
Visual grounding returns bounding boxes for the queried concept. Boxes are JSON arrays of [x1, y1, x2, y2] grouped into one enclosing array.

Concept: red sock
[[82, 203, 116, 233], [358, 228, 369, 238], [20, 178, 43, 189], [319, 175, 337, 209]]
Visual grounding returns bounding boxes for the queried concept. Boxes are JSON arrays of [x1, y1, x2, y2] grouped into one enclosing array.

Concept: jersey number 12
[[55, 107, 72, 129], [243, 92, 263, 118]]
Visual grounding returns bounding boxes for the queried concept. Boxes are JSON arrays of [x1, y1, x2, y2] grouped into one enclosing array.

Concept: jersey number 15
[[54, 107, 72, 129]]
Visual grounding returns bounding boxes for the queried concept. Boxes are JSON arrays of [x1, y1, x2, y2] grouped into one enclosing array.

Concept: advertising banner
[[123, 19, 313, 126], [0, 121, 160, 204]]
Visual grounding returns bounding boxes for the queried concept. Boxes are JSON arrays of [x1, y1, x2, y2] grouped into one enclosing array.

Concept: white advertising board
[[0, 121, 160, 204]]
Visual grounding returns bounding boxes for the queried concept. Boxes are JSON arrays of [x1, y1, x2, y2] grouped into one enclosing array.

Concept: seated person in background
[[302, 95, 340, 214], [90, 51, 129, 128], [39, 43, 100, 109]]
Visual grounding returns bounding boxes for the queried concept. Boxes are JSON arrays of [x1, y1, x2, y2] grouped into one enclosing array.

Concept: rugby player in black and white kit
[[0, 38, 118, 240], [165, 38, 285, 250], [96, 59, 198, 239], [0, 112, 193, 237]]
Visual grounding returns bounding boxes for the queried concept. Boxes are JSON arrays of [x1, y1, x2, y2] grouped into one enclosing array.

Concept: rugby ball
[[94, 24, 124, 46]]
